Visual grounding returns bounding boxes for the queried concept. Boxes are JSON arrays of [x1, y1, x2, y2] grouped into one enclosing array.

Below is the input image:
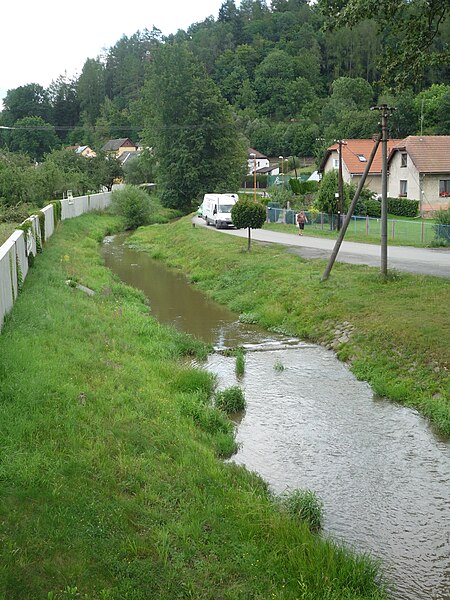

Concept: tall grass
[[0, 213, 387, 599], [130, 215, 450, 436]]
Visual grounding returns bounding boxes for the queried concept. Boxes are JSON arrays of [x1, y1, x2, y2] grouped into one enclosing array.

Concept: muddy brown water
[[102, 234, 450, 600]]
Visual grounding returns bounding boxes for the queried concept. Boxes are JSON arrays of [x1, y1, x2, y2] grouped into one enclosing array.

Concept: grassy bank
[[130, 216, 450, 436], [0, 214, 387, 599]]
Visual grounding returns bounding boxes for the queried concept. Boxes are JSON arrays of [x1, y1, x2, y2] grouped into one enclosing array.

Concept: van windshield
[[218, 205, 233, 213]]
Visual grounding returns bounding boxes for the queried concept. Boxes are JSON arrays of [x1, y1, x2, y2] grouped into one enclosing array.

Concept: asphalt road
[[192, 217, 450, 278]]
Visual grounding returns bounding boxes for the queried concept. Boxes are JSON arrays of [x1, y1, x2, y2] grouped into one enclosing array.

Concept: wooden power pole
[[336, 140, 346, 231], [371, 105, 394, 277]]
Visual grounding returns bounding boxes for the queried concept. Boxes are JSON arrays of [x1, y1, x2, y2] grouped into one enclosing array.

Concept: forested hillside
[[0, 0, 449, 207]]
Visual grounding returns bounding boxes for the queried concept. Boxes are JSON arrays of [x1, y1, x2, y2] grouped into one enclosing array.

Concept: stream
[[102, 234, 450, 600]]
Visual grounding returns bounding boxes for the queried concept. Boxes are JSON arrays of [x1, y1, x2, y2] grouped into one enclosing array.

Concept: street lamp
[[279, 155, 284, 189], [250, 152, 257, 202]]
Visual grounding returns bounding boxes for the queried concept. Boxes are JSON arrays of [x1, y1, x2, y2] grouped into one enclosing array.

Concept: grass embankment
[[130, 217, 450, 436], [0, 214, 387, 599]]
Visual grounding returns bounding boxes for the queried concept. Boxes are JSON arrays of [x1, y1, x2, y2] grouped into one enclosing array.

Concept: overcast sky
[[0, 0, 229, 103]]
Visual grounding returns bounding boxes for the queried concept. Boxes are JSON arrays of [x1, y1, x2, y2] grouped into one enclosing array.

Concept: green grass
[[214, 386, 246, 413], [130, 216, 450, 436], [279, 490, 324, 533], [263, 215, 447, 247], [0, 213, 387, 599], [0, 222, 19, 245]]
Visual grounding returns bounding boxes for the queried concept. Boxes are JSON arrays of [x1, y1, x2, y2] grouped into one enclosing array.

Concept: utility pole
[[371, 104, 394, 277], [336, 140, 346, 231], [322, 135, 381, 281]]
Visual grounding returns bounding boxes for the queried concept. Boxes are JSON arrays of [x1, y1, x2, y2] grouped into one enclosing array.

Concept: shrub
[[111, 185, 153, 229], [433, 207, 450, 243], [289, 179, 319, 195], [387, 197, 419, 217], [365, 199, 381, 217], [231, 199, 266, 250], [214, 386, 246, 413], [280, 489, 324, 533]]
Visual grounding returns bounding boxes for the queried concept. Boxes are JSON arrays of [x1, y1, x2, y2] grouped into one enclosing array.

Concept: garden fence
[[266, 208, 450, 246]]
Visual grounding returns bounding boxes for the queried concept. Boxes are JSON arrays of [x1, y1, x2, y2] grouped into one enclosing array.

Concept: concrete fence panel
[[42, 204, 55, 241]]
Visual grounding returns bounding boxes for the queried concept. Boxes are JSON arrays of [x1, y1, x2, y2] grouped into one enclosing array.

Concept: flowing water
[[102, 234, 450, 600]]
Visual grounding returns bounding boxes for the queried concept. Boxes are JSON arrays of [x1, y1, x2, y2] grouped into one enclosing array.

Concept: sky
[[0, 0, 229, 105]]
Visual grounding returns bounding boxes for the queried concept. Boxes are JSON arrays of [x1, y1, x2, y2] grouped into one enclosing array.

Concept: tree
[[318, 0, 450, 87], [141, 43, 246, 212], [2, 84, 52, 126], [78, 58, 106, 126], [231, 199, 266, 250], [314, 169, 349, 228], [47, 75, 80, 140], [9, 116, 60, 161], [330, 77, 374, 110]]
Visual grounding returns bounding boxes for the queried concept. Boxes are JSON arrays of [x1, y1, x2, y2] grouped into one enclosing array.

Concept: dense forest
[[0, 0, 449, 209]]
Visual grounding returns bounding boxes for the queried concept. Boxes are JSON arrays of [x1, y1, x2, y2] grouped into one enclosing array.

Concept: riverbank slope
[[0, 214, 386, 599], [130, 216, 450, 436]]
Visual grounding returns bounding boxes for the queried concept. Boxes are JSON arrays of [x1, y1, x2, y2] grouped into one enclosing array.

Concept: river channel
[[102, 234, 450, 600]]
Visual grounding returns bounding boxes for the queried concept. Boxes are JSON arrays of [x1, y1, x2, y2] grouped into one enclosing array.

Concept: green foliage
[[231, 200, 266, 229], [318, 0, 450, 88], [279, 489, 324, 533], [123, 149, 155, 185], [365, 199, 382, 218], [235, 348, 246, 376], [141, 43, 246, 212], [9, 116, 60, 161], [214, 386, 246, 413], [289, 179, 319, 195], [231, 199, 266, 249], [433, 208, 450, 243], [50, 200, 62, 223], [315, 170, 349, 216], [111, 185, 153, 229], [387, 197, 419, 217], [37, 211, 46, 245]]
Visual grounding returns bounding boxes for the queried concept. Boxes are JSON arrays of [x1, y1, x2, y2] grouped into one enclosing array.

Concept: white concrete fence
[[0, 191, 112, 332]]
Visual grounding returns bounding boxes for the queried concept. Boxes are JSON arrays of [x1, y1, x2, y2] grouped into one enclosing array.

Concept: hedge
[[289, 179, 319, 195], [387, 197, 419, 217]]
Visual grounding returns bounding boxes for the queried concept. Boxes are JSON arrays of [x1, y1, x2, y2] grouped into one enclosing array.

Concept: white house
[[247, 148, 279, 176], [388, 136, 450, 214]]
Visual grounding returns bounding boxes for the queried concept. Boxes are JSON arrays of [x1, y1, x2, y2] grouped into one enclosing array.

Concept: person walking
[[296, 210, 308, 235]]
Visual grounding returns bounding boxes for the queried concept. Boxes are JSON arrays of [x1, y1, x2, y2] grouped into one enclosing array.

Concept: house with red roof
[[388, 136, 450, 214], [319, 138, 401, 196]]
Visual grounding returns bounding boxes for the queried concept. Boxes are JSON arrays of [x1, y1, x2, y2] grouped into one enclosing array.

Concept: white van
[[202, 193, 238, 228]]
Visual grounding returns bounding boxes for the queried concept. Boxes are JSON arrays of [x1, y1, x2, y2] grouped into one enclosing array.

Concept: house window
[[333, 159, 339, 169], [439, 180, 450, 197], [399, 180, 407, 197], [357, 154, 367, 162], [401, 153, 407, 167]]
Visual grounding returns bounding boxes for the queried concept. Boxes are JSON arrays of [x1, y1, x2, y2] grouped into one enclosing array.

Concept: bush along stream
[[0, 213, 387, 599], [129, 215, 450, 437]]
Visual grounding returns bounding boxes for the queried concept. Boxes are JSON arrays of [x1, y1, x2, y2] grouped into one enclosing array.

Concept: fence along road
[[193, 216, 450, 278]]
